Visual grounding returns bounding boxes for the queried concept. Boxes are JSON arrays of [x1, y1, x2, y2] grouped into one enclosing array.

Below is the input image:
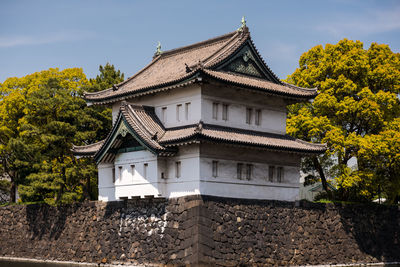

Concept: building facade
[[73, 23, 325, 202]]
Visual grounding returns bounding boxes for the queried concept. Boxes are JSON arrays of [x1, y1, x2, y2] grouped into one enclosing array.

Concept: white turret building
[[73, 23, 325, 202]]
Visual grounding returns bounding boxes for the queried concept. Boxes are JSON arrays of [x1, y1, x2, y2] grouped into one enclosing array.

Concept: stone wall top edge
[[1, 195, 399, 212]]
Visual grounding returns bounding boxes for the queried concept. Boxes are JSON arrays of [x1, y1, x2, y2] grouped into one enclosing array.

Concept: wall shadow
[[336, 202, 400, 262], [26, 203, 77, 240]]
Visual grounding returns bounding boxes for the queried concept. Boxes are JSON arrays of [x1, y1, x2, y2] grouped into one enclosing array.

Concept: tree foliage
[[287, 39, 400, 203], [0, 64, 124, 204]]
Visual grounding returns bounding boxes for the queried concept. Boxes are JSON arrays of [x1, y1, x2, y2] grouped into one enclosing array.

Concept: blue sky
[[1, 0, 399, 82]]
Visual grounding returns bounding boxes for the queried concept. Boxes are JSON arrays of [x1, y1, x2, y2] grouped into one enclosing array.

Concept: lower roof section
[[159, 123, 326, 154], [72, 104, 326, 161]]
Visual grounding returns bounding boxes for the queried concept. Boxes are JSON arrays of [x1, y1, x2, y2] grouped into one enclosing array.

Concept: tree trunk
[[312, 156, 332, 199], [85, 175, 91, 201], [10, 182, 16, 203]]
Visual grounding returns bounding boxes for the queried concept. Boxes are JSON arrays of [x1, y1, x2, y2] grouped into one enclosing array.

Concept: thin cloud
[[0, 31, 96, 48], [316, 6, 400, 37]]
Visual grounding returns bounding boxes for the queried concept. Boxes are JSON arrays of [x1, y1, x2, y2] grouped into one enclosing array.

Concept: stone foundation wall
[[0, 196, 399, 266]]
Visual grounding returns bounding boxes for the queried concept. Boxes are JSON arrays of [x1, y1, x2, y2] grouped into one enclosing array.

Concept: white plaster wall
[[199, 143, 301, 201], [113, 150, 160, 199], [98, 163, 115, 202], [161, 144, 201, 198], [201, 84, 287, 134], [111, 85, 202, 128]]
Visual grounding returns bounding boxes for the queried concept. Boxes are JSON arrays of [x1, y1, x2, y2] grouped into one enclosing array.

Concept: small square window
[[268, 166, 275, 182], [185, 102, 191, 120], [131, 165, 135, 180], [255, 109, 262, 126], [118, 166, 123, 180], [212, 102, 219, 120], [176, 104, 182, 122], [246, 164, 253, 180], [175, 161, 181, 178], [277, 167, 284, 183], [112, 167, 115, 183], [246, 108, 252, 124], [161, 107, 167, 123], [237, 163, 243, 180], [143, 163, 148, 179], [212, 161, 218, 177], [222, 104, 229, 121]]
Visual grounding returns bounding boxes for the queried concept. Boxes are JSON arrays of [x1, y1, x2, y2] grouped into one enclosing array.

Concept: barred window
[[246, 164, 253, 180], [112, 167, 115, 183], [185, 102, 191, 120], [144, 163, 148, 179], [222, 104, 229, 121], [212, 102, 219, 119], [237, 163, 243, 180], [277, 167, 284, 183], [161, 107, 167, 123], [176, 104, 182, 121], [246, 108, 252, 124], [255, 109, 262, 126], [268, 166, 275, 182], [212, 161, 218, 177], [175, 161, 181, 178]]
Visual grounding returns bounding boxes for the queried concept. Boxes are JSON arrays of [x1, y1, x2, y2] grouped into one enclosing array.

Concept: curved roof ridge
[[72, 139, 105, 149], [294, 138, 327, 147], [160, 31, 237, 59], [204, 30, 250, 68], [201, 69, 317, 98], [282, 82, 318, 92]]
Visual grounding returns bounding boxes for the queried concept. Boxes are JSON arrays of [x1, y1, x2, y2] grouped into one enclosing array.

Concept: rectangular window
[[277, 167, 284, 183], [131, 165, 135, 180], [175, 161, 181, 178], [176, 104, 182, 122], [268, 166, 275, 182], [212, 161, 218, 177], [118, 166, 122, 181], [222, 104, 228, 121], [246, 108, 252, 124], [112, 167, 115, 183], [255, 109, 262, 126], [161, 107, 167, 123], [246, 164, 253, 180], [143, 163, 148, 179], [185, 102, 191, 120], [212, 102, 219, 120], [237, 163, 243, 180]]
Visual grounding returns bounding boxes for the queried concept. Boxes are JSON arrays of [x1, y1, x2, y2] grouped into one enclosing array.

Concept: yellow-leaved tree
[[287, 39, 400, 203]]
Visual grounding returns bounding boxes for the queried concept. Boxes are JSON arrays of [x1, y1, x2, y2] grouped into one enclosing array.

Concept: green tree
[[287, 39, 400, 202], [84, 63, 125, 142], [0, 64, 124, 204]]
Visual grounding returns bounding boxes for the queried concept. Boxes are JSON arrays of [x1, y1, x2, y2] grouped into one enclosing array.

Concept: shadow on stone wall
[[336, 203, 400, 262], [26, 203, 76, 240]]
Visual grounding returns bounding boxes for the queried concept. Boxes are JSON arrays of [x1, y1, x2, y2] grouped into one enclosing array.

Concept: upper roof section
[[84, 25, 317, 105]]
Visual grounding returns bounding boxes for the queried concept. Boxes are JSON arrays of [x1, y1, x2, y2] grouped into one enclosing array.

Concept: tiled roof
[[84, 31, 238, 103], [159, 123, 326, 154], [72, 140, 105, 156], [121, 104, 166, 151], [202, 70, 317, 98], [84, 27, 317, 104]]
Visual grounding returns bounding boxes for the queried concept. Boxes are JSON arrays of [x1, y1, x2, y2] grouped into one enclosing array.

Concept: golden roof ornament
[[154, 41, 162, 57], [237, 16, 246, 32]]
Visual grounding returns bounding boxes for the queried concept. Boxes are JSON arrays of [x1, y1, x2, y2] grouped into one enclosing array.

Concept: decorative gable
[[215, 41, 280, 83]]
